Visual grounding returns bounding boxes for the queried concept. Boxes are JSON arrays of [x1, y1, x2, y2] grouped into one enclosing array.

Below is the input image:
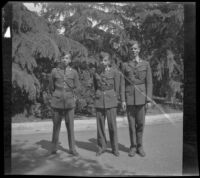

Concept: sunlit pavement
[[11, 118, 183, 176], [12, 113, 183, 135]]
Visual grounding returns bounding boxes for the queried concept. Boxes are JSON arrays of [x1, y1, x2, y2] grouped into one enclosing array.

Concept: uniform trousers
[[51, 108, 76, 152], [127, 104, 145, 149], [96, 107, 119, 152]]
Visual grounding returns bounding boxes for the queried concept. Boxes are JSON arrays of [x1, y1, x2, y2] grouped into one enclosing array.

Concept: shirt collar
[[105, 66, 111, 71], [65, 67, 72, 71]]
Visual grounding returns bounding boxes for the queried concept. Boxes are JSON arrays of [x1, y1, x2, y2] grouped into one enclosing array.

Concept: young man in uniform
[[48, 52, 80, 156], [121, 40, 153, 157], [93, 52, 123, 157]]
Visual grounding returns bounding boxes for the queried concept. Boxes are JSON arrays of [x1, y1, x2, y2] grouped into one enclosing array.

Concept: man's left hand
[[146, 102, 152, 109]]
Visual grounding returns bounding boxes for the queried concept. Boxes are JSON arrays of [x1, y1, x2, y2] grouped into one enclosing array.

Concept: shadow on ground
[[75, 138, 129, 154], [36, 140, 70, 153], [87, 138, 129, 153], [76, 138, 129, 153], [11, 140, 135, 176]]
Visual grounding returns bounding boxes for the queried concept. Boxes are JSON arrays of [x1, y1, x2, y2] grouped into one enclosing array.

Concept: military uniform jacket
[[93, 67, 122, 108], [49, 66, 80, 109], [121, 59, 153, 105]]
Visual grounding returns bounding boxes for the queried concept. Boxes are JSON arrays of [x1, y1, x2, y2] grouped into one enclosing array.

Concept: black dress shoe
[[69, 150, 79, 156], [96, 149, 106, 156], [46, 150, 57, 157], [128, 147, 136, 157], [112, 151, 120, 157], [137, 147, 146, 157], [51, 150, 57, 155]]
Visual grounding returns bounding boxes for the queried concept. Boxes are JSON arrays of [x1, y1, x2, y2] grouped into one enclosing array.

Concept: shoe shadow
[[118, 143, 129, 153], [75, 139, 97, 153], [12, 141, 136, 175], [89, 138, 129, 153], [36, 140, 70, 153], [76, 138, 111, 154], [36, 138, 129, 155]]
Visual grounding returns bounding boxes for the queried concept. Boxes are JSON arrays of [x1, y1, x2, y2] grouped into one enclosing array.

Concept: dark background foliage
[[11, 2, 184, 119]]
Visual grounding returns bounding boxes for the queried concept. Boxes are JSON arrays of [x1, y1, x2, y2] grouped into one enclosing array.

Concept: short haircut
[[100, 51, 110, 60], [128, 40, 141, 48], [61, 52, 71, 59], [57, 52, 72, 66], [99, 51, 115, 67]]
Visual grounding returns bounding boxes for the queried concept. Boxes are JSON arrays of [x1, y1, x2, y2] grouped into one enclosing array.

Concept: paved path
[[11, 119, 183, 176], [12, 113, 182, 135]]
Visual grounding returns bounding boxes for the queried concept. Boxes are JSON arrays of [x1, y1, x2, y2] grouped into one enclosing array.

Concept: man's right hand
[[122, 102, 126, 111]]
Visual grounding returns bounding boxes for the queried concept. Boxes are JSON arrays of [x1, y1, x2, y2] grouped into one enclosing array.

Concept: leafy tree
[[38, 2, 184, 105], [12, 2, 183, 118], [12, 2, 88, 117]]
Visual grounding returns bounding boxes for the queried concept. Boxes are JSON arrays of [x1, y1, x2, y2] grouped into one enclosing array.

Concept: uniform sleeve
[[121, 63, 126, 74], [114, 69, 125, 103], [146, 62, 153, 103], [48, 68, 56, 95], [93, 73, 99, 91], [119, 64, 126, 102], [120, 72, 125, 102], [114, 70, 120, 100], [74, 70, 80, 91]]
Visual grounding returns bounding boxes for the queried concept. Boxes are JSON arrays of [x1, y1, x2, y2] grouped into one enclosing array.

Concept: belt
[[99, 87, 114, 91], [126, 80, 145, 85], [134, 81, 145, 85], [56, 88, 73, 92], [64, 89, 73, 92]]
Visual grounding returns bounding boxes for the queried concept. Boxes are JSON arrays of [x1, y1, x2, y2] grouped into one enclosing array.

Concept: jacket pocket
[[138, 67, 147, 80], [64, 76, 74, 88], [137, 83, 145, 90], [52, 91, 61, 98], [125, 89, 132, 96], [106, 90, 116, 99], [135, 84, 146, 97], [103, 75, 114, 87]]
